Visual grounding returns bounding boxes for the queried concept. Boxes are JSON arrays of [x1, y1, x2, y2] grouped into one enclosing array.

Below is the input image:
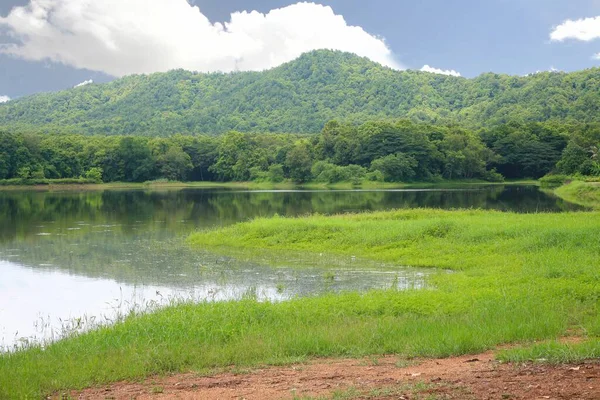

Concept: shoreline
[[0, 179, 539, 192]]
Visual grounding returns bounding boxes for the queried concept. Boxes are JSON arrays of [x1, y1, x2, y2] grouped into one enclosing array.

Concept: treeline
[[2, 50, 600, 136], [0, 120, 598, 184]]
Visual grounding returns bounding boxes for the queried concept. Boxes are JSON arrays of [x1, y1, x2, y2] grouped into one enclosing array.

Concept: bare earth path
[[71, 351, 600, 400]]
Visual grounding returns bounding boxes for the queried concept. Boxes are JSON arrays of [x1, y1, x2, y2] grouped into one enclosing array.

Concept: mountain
[[1, 50, 600, 136]]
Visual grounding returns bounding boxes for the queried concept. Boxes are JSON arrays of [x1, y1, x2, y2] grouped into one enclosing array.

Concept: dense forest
[[2, 50, 600, 136], [1, 120, 598, 184]]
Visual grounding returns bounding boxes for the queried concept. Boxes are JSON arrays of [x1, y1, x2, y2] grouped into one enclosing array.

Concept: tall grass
[[2, 209, 600, 398]]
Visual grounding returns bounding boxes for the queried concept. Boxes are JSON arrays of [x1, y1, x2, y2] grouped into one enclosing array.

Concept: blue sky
[[1, 0, 600, 99]]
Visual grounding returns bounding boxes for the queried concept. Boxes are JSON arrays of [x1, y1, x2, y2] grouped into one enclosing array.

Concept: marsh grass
[[2, 209, 600, 398], [188, 208, 600, 352], [0, 287, 196, 354]]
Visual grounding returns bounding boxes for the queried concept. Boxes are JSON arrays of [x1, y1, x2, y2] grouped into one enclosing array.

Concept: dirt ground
[[70, 351, 600, 400]]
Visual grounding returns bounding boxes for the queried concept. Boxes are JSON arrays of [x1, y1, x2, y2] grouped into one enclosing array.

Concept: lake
[[0, 185, 582, 350]]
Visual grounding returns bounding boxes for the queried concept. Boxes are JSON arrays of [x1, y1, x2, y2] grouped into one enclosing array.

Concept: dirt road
[[71, 351, 599, 399]]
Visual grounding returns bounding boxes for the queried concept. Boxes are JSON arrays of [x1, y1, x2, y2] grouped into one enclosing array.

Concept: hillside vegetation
[[2, 50, 600, 136]]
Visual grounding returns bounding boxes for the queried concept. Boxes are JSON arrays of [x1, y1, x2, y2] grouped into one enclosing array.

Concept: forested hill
[[1, 50, 600, 136]]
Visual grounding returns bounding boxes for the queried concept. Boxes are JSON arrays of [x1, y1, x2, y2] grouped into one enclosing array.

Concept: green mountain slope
[[1, 50, 599, 136]]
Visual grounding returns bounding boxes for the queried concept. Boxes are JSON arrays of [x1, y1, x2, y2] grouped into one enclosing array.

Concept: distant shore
[[0, 178, 539, 191]]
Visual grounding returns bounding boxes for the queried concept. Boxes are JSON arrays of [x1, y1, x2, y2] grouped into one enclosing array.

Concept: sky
[[1, 0, 600, 100]]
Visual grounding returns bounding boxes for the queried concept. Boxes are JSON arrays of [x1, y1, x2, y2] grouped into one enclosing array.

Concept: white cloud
[[420, 65, 461, 77], [74, 79, 93, 88], [0, 1, 401, 77], [0, 96, 10, 103], [528, 66, 562, 76], [550, 16, 600, 42]]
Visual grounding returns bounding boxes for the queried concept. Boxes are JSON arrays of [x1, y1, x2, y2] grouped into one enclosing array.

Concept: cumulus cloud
[[0, 96, 10, 103], [420, 65, 461, 77], [0, 1, 400, 77], [74, 79, 93, 88], [550, 16, 600, 42]]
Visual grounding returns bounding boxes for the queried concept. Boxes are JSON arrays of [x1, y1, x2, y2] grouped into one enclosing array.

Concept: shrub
[[366, 171, 384, 182], [539, 174, 570, 188], [85, 167, 103, 183], [483, 168, 505, 183], [249, 166, 268, 182], [267, 164, 285, 183]]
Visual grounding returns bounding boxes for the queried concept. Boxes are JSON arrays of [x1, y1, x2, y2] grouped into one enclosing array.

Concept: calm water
[[0, 185, 582, 350]]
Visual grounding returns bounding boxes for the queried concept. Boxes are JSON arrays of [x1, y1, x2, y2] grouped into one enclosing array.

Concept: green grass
[[554, 181, 600, 209], [2, 209, 599, 398], [188, 208, 600, 349], [498, 340, 600, 364]]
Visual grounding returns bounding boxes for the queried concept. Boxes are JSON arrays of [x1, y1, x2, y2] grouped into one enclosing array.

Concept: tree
[[482, 123, 567, 179], [285, 141, 313, 182], [210, 131, 249, 181], [370, 153, 418, 182], [183, 136, 219, 181], [439, 130, 494, 179], [268, 164, 285, 183], [357, 121, 440, 179], [159, 146, 193, 181], [118, 137, 156, 182]]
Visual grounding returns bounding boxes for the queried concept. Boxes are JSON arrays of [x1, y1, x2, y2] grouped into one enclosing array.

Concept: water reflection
[[0, 256, 426, 351], [0, 186, 584, 243]]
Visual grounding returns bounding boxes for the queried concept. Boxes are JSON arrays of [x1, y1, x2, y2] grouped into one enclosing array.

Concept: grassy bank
[[554, 181, 600, 209], [189, 209, 600, 356], [2, 209, 599, 398]]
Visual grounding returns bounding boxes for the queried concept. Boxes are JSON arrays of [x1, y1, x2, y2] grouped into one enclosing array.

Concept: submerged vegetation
[[1, 208, 599, 398]]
